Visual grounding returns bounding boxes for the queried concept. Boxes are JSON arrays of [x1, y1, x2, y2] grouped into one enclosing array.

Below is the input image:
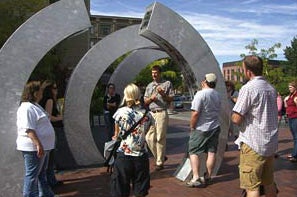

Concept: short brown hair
[[243, 55, 263, 76], [152, 65, 161, 72], [21, 81, 41, 103]]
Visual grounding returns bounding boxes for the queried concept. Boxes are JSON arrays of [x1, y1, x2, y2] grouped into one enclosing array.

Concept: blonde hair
[[122, 83, 141, 107]]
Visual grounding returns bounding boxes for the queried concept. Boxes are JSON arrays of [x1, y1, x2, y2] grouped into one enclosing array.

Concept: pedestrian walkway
[[53, 117, 297, 197]]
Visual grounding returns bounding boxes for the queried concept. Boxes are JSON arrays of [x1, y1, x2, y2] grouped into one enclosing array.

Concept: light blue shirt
[[191, 88, 221, 132]]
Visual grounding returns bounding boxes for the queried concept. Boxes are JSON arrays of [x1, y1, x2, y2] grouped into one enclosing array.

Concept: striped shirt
[[233, 76, 278, 156]]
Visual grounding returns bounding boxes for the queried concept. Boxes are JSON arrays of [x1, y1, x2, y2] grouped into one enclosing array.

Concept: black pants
[[111, 152, 150, 197]]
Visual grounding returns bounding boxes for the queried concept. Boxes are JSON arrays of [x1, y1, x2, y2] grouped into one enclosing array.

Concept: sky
[[90, 0, 297, 67]]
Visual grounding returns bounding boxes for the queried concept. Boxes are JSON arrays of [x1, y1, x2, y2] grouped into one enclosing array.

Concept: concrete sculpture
[[0, 0, 90, 195], [0, 1, 229, 195], [63, 25, 159, 165], [139, 2, 230, 176]]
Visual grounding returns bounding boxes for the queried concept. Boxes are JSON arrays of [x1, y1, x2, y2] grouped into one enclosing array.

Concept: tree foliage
[[133, 58, 182, 91], [284, 36, 297, 76], [238, 39, 292, 95], [0, 0, 48, 47]]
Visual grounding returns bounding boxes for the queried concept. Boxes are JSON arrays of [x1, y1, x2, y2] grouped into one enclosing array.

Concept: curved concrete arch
[[109, 49, 168, 98], [0, 0, 90, 195], [139, 2, 230, 175], [64, 25, 158, 166]]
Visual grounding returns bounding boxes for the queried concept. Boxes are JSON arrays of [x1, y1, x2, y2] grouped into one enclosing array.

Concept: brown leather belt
[[151, 109, 164, 113]]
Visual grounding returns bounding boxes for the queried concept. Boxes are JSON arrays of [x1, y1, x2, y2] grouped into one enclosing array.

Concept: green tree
[[284, 36, 297, 76], [0, 0, 48, 47], [240, 39, 282, 79], [0, 0, 67, 90], [238, 39, 289, 95], [134, 58, 182, 91]]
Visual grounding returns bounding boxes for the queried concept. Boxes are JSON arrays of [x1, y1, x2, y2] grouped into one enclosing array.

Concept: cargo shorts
[[239, 143, 274, 191]]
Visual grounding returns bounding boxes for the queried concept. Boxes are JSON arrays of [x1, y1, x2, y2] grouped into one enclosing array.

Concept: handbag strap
[[104, 109, 148, 166], [120, 109, 148, 140]]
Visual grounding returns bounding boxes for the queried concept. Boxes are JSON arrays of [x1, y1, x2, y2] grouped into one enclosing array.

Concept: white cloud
[[90, 9, 144, 18], [180, 12, 295, 58], [226, 3, 297, 15], [90, 1, 296, 64]]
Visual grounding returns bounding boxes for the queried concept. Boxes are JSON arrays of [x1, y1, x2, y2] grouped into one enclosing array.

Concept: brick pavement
[[53, 118, 297, 197]]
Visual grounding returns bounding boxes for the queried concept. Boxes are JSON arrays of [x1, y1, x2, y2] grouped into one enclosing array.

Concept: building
[[89, 15, 142, 47], [222, 59, 284, 83], [222, 60, 244, 82], [89, 15, 142, 84]]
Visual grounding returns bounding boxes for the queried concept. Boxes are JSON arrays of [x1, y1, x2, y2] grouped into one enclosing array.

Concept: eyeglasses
[[52, 87, 57, 89]]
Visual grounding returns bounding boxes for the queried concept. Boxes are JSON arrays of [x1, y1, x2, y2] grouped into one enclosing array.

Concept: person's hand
[[157, 86, 165, 95], [150, 94, 157, 102], [112, 135, 118, 140], [36, 143, 44, 158], [57, 115, 63, 121]]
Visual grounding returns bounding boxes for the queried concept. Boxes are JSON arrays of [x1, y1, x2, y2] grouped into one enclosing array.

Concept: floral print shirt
[[113, 106, 153, 156]]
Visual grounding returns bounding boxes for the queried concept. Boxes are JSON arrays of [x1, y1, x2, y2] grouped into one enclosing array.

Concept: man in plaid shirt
[[232, 55, 278, 197]]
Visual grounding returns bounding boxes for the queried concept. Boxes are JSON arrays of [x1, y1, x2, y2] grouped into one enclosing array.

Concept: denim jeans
[[22, 151, 54, 197], [288, 118, 297, 158], [46, 149, 57, 187]]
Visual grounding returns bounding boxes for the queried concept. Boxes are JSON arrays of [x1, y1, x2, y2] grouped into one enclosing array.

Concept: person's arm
[[157, 82, 174, 102], [115, 94, 121, 108], [45, 99, 62, 122], [294, 96, 297, 106], [144, 94, 157, 105], [103, 96, 108, 111], [190, 110, 199, 131], [112, 123, 120, 140], [144, 85, 157, 106], [26, 129, 44, 158], [284, 96, 289, 108], [231, 112, 244, 125]]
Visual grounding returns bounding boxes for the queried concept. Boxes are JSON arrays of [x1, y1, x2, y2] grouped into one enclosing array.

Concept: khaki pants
[[146, 110, 168, 166]]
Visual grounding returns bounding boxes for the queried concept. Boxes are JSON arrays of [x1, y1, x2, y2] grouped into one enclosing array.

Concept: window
[[100, 24, 111, 36]]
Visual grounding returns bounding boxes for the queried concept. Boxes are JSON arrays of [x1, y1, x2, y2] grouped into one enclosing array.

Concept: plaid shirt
[[233, 76, 278, 156]]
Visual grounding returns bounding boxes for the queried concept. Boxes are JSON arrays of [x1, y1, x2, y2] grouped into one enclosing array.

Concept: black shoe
[[203, 172, 212, 185], [53, 181, 64, 188], [164, 156, 168, 162], [155, 165, 164, 171]]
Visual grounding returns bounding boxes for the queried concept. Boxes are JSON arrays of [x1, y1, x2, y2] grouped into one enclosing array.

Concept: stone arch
[[64, 25, 159, 165], [0, 0, 90, 194], [139, 2, 230, 176]]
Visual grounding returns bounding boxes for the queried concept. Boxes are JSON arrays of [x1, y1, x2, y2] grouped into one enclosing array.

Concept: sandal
[[186, 178, 204, 187], [289, 157, 297, 162]]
